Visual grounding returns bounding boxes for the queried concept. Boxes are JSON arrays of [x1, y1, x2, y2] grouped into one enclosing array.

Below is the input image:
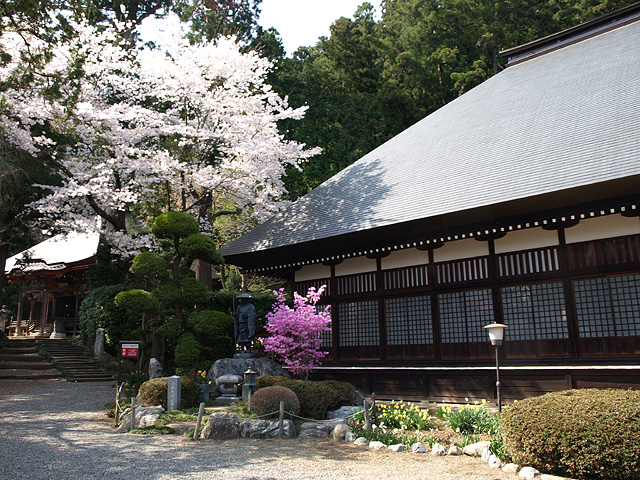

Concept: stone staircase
[[36, 339, 114, 382], [0, 337, 62, 380]]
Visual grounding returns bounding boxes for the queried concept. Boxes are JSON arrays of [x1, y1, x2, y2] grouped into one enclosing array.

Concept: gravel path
[[0, 379, 511, 480]]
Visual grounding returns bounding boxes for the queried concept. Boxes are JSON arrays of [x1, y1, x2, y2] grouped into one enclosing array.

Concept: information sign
[[121, 343, 140, 358]]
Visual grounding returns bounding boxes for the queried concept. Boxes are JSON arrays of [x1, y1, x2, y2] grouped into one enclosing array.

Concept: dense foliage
[[137, 376, 198, 409], [79, 283, 133, 348], [115, 211, 232, 371], [256, 375, 358, 419], [500, 389, 640, 480]]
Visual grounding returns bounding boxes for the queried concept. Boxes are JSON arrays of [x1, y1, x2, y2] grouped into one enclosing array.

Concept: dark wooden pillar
[[15, 286, 24, 337]]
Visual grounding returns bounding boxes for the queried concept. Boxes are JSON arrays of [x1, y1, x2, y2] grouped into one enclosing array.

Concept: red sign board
[[121, 343, 140, 358]]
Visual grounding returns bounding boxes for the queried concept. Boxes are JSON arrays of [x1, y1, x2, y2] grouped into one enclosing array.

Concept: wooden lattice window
[[501, 282, 568, 340], [338, 300, 380, 346], [574, 274, 640, 338], [439, 289, 494, 343], [385, 295, 433, 345], [316, 305, 332, 347]]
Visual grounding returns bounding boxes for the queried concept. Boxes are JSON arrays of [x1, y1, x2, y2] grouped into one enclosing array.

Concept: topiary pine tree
[[115, 211, 234, 372]]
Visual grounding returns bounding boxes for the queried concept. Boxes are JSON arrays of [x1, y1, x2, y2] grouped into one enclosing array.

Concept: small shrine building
[[4, 232, 99, 337]]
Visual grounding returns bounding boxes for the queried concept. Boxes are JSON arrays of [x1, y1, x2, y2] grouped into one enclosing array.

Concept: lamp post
[[484, 323, 507, 412], [243, 368, 258, 405]]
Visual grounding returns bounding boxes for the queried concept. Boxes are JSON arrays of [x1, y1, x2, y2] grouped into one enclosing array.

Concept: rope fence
[[193, 395, 377, 440]]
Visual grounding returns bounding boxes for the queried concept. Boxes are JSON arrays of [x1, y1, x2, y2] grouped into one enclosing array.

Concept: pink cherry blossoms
[[262, 286, 331, 379]]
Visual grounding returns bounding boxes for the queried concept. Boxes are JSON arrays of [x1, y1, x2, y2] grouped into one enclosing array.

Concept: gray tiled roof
[[221, 17, 640, 260]]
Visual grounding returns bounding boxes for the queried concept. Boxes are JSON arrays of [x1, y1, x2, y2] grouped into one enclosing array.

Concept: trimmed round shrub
[[181, 277, 209, 305], [137, 376, 197, 409], [178, 233, 223, 265], [500, 389, 640, 480], [251, 386, 300, 417], [152, 211, 199, 240], [115, 289, 158, 314], [174, 333, 201, 370], [255, 378, 357, 419], [130, 252, 168, 281], [187, 310, 234, 337]]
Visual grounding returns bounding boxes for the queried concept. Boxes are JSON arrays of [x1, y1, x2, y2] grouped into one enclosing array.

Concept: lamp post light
[[484, 323, 507, 412]]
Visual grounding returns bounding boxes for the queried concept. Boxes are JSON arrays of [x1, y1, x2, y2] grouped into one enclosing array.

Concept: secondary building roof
[[221, 6, 640, 271], [5, 232, 100, 276]]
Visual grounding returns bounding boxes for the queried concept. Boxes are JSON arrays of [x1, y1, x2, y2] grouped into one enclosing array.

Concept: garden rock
[[332, 423, 350, 441], [354, 437, 369, 446], [165, 422, 194, 435], [411, 442, 428, 454], [463, 441, 491, 457], [389, 444, 406, 452], [488, 454, 502, 469], [503, 463, 520, 475], [149, 358, 163, 380], [200, 412, 240, 440], [431, 443, 447, 456], [369, 441, 387, 450], [239, 419, 296, 438], [299, 419, 345, 438], [118, 405, 164, 432], [481, 447, 492, 462], [344, 432, 356, 442], [326, 406, 361, 420], [447, 445, 462, 456], [519, 467, 541, 479]]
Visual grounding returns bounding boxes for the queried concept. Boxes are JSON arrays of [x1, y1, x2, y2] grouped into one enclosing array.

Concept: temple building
[[222, 6, 640, 403], [4, 232, 99, 337]]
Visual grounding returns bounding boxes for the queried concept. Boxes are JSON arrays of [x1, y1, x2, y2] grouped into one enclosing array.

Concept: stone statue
[[234, 293, 256, 352]]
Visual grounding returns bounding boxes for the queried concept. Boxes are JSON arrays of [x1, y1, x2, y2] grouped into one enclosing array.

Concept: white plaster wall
[[335, 256, 377, 276], [565, 214, 640, 244], [295, 264, 331, 282], [433, 238, 489, 262], [494, 227, 559, 254], [381, 248, 430, 270]]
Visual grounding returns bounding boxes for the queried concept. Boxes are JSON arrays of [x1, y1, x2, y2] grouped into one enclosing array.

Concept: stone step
[[35, 339, 114, 382], [0, 362, 57, 370], [0, 353, 46, 362], [0, 369, 62, 379], [2, 346, 38, 353]]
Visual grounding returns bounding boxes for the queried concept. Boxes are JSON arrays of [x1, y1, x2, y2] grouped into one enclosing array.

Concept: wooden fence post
[[193, 402, 205, 440], [363, 399, 372, 431], [278, 400, 284, 439]]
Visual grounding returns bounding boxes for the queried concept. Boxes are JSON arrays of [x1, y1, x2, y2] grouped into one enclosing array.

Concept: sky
[[258, 0, 380, 55]]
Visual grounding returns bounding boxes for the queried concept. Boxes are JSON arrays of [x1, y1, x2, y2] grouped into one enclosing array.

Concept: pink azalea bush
[[262, 286, 331, 379]]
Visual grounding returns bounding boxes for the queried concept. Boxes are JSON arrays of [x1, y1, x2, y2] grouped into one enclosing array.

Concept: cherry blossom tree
[[0, 14, 320, 257], [262, 286, 331, 380]]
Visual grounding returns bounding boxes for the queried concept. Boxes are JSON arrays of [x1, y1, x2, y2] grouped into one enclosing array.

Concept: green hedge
[[256, 376, 357, 419], [500, 389, 640, 480], [137, 377, 197, 410]]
